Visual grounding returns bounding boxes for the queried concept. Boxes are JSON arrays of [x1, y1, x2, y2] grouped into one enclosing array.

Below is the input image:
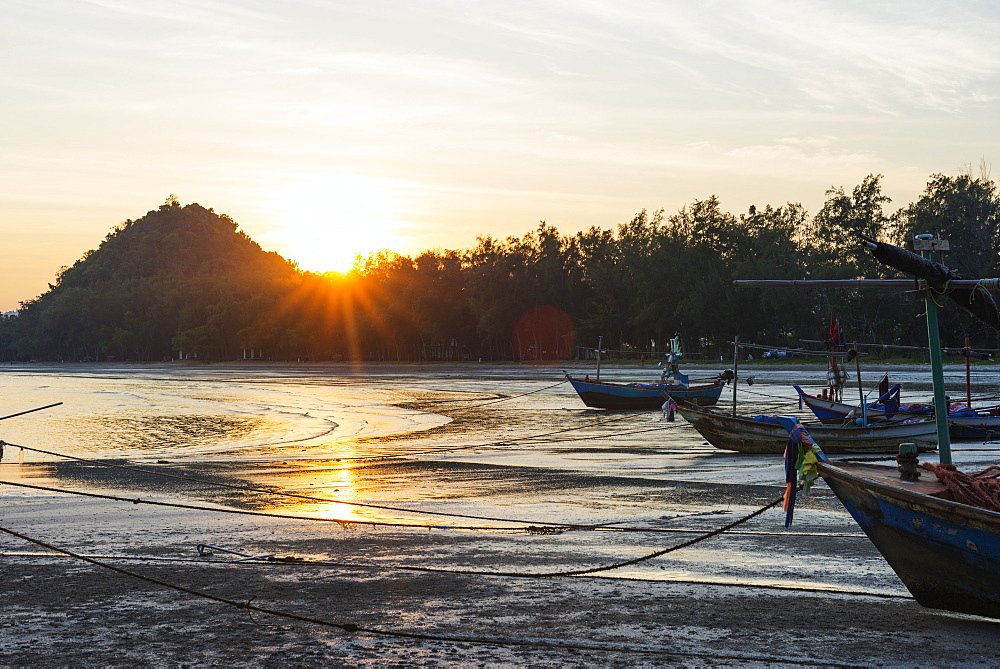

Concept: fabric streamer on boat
[[859, 234, 1000, 330], [921, 462, 1000, 512], [780, 418, 828, 527]]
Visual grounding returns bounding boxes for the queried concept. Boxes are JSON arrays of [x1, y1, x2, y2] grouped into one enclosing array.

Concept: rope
[[511, 422, 694, 446], [287, 405, 653, 462], [494, 410, 648, 444], [0, 551, 905, 600], [0, 479, 519, 531], [0, 495, 788, 578], [479, 496, 785, 578], [921, 463, 1000, 511], [0, 477, 783, 538], [977, 278, 1000, 291], [437, 380, 569, 414], [1, 442, 587, 529], [0, 524, 863, 666], [1, 400, 651, 469]]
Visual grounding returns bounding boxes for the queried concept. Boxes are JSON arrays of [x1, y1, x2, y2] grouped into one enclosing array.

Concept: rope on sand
[[0, 476, 783, 577], [0, 477, 783, 538], [1, 442, 577, 529], [0, 523, 867, 666], [373, 408, 661, 459], [426, 379, 570, 414], [2, 549, 907, 601], [482, 495, 786, 578], [1, 438, 688, 531]]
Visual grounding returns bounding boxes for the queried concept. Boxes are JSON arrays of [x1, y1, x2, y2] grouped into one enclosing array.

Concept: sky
[[4, 0, 1000, 312]]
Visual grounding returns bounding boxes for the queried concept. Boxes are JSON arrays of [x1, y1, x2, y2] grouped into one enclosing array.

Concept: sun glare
[[267, 176, 406, 273]]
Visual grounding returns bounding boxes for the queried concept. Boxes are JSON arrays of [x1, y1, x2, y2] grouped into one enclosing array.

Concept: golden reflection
[[276, 465, 366, 523], [79, 414, 265, 452]]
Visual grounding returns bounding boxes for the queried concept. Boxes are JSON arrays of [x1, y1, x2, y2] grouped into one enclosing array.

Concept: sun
[[266, 175, 406, 273]]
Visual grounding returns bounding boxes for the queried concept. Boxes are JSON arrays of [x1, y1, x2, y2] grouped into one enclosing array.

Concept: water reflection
[[0, 367, 448, 462], [274, 465, 364, 523], [79, 414, 265, 452]]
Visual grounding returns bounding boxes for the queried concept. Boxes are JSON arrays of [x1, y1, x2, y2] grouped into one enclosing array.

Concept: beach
[[2, 361, 999, 666]]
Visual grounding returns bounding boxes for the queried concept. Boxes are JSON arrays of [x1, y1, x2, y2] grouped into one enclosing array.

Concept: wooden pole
[[595, 335, 603, 382], [966, 337, 972, 407], [732, 336, 739, 417], [917, 240, 952, 464], [854, 345, 865, 425]]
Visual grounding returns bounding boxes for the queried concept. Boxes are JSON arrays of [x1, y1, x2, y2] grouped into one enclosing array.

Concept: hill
[[4, 199, 302, 361]]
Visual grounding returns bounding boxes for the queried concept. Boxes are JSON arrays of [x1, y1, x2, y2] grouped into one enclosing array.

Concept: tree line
[[3, 170, 1000, 363]]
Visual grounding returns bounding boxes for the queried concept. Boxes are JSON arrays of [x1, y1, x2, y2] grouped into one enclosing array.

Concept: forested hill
[[6, 199, 302, 361], [4, 171, 1000, 363]]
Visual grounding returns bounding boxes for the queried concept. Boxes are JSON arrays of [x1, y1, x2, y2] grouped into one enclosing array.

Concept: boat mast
[[912, 234, 952, 464], [733, 232, 999, 465]]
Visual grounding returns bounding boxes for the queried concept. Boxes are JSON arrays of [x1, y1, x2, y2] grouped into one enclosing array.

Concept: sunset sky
[[4, 1, 1000, 312]]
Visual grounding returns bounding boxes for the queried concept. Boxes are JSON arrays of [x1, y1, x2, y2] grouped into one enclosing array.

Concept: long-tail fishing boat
[[794, 384, 1000, 440], [566, 376, 725, 409], [794, 334, 1000, 439], [742, 232, 1000, 618], [566, 335, 726, 409], [674, 400, 937, 454], [817, 458, 1000, 617]]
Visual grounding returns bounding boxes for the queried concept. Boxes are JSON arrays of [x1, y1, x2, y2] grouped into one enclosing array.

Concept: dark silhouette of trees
[[2, 171, 997, 364]]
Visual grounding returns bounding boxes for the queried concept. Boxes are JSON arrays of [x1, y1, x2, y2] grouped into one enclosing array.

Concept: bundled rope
[[921, 463, 1000, 511]]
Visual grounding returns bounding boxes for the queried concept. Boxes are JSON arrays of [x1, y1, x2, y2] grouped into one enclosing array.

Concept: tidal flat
[[1, 361, 999, 666]]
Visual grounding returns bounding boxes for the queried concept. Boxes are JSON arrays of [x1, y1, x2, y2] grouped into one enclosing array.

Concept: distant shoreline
[[2, 358, 993, 373]]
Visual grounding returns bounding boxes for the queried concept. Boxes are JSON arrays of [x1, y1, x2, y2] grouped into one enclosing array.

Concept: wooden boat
[[818, 460, 1000, 618], [794, 385, 1000, 440], [675, 402, 937, 454], [567, 376, 724, 409], [747, 235, 1000, 619]]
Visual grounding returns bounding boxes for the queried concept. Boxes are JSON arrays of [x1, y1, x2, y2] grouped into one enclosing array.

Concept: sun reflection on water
[[277, 465, 367, 523]]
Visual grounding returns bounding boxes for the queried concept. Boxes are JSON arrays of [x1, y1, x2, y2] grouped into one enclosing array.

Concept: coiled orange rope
[[921, 462, 1000, 511]]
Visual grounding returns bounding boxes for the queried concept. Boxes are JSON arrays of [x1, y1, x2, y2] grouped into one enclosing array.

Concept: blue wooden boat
[[566, 376, 724, 409], [794, 385, 1000, 440], [747, 234, 1000, 619], [818, 460, 1000, 618]]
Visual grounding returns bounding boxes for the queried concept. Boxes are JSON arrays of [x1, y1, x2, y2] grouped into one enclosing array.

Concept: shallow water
[[3, 360, 997, 472]]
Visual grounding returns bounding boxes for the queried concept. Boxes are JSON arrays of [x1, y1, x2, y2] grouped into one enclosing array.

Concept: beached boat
[[568, 333, 725, 409], [675, 402, 937, 454], [818, 460, 1000, 618], [566, 376, 724, 409], [748, 234, 1000, 619], [794, 385, 1000, 440]]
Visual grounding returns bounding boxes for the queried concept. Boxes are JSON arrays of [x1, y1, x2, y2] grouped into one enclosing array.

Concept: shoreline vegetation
[[4, 169, 1000, 364]]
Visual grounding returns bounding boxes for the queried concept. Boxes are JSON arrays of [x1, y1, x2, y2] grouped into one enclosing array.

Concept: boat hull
[[819, 462, 1000, 618], [676, 404, 937, 454], [794, 386, 1000, 440], [568, 378, 724, 410]]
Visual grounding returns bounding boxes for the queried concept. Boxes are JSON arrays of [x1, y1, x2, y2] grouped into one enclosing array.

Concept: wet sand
[[2, 361, 1000, 665]]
